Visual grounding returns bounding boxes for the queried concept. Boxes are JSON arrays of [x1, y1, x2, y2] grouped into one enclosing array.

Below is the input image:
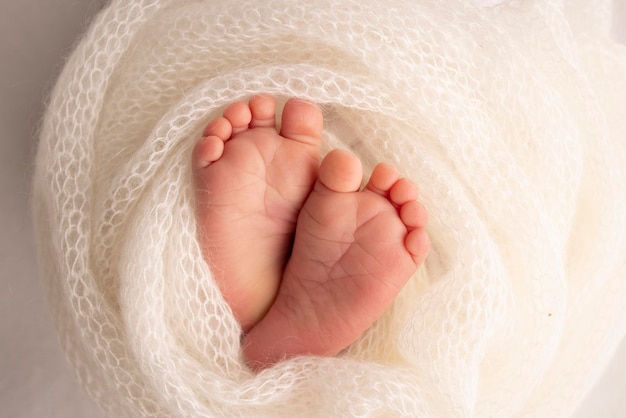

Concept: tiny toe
[[405, 229, 430, 264], [249, 94, 277, 129], [194, 136, 225, 168], [279, 98, 323, 146], [400, 201, 428, 228], [318, 149, 363, 193], [365, 163, 399, 196], [390, 178, 419, 206], [223, 101, 252, 134], [202, 117, 232, 140]]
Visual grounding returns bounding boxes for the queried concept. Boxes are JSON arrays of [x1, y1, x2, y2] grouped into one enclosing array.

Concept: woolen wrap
[[33, 0, 626, 416]]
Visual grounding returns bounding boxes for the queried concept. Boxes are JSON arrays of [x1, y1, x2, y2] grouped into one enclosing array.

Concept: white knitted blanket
[[33, 0, 626, 416]]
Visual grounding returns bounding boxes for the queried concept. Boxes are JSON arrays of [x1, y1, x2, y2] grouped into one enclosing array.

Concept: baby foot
[[243, 149, 430, 369], [193, 95, 323, 331]]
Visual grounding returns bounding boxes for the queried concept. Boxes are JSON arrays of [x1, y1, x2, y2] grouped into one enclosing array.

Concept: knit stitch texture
[[33, 0, 626, 416]]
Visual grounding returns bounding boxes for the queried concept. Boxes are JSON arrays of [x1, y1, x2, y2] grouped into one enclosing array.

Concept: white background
[[1, 1, 624, 417]]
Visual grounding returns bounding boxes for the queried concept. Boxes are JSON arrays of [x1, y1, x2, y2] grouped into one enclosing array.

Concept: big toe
[[279, 98, 324, 146], [317, 149, 363, 193]]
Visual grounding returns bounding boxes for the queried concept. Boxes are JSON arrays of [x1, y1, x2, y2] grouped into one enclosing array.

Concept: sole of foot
[[193, 95, 324, 332], [243, 149, 430, 370]]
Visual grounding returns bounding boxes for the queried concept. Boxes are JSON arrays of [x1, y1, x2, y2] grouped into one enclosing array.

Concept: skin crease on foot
[[193, 95, 430, 370]]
